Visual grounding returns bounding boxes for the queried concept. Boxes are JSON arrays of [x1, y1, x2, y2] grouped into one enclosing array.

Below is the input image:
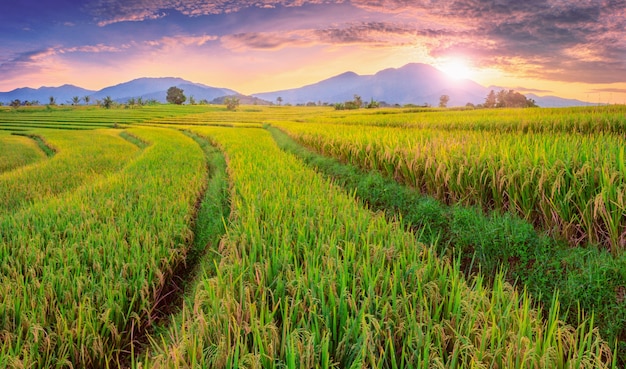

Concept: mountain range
[[0, 64, 593, 107]]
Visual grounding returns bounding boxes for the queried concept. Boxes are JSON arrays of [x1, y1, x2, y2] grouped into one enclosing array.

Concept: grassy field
[[0, 104, 624, 367], [0, 132, 47, 174]]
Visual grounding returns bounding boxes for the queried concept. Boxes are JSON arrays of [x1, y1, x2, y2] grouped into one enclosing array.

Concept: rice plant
[[0, 132, 46, 174], [275, 121, 626, 254], [139, 127, 612, 368], [0, 127, 206, 367], [0, 129, 140, 214]]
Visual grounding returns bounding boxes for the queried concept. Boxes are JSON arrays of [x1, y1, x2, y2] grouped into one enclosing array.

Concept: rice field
[[273, 109, 626, 254], [0, 129, 140, 213], [138, 127, 613, 368], [0, 132, 46, 174], [0, 104, 624, 367], [0, 126, 206, 367]]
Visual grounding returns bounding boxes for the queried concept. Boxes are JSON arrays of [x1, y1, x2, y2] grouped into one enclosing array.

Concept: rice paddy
[[0, 104, 623, 368]]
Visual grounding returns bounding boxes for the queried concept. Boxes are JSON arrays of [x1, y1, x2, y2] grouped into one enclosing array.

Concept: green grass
[[0, 132, 47, 173], [138, 127, 613, 368], [2, 104, 623, 367], [268, 125, 626, 364], [0, 129, 140, 214], [10, 133, 57, 157], [0, 127, 206, 367], [272, 120, 626, 253]]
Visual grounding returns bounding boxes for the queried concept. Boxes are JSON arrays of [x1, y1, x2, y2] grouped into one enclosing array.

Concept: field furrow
[[139, 127, 612, 368], [0, 129, 140, 214], [269, 125, 626, 364], [0, 132, 47, 174], [273, 121, 626, 253], [0, 127, 205, 367]]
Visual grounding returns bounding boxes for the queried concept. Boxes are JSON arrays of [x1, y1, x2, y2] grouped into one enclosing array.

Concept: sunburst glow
[[439, 59, 473, 80]]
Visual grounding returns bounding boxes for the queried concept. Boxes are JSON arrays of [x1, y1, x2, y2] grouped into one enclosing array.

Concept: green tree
[[484, 90, 497, 108], [189, 95, 196, 105], [366, 98, 380, 109], [224, 96, 240, 111], [439, 94, 450, 108], [10, 99, 21, 108], [276, 96, 283, 106], [102, 96, 113, 109], [166, 86, 186, 105], [493, 89, 538, 108], [83, 96, 91, 105], [71, 96, 80, 106], [48, 96, 56, 106]]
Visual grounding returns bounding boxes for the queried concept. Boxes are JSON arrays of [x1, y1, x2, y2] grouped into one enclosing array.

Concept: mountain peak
[[0, 64, 595, 107], [330, 71, 359, 80]]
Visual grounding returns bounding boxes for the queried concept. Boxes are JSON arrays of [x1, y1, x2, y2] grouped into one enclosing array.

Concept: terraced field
[[0, 104, 624, 368]]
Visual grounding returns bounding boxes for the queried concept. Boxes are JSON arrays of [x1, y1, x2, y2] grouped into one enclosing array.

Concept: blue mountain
[[0, 65, 595, 107], [89, 77, 237, 103], [0, 84, 95, 104], [253, 63, 488, 106]]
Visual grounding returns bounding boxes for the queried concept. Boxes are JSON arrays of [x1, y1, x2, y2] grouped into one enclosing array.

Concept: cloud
[[83, 0, 626, 83], [316, 22, 418, 46], [87, 0, 341, 26], [0, 48, 60, 83], [511, 86, 553, 94], [351, 0, 626, 83], [61, 44, 127, 53], [221, 31, 315, 51], [144, 34, 218, 49], [221, 22, 421, 51], [0, 43, 127, 80], [586, 88, 626, 94], [96, 11, 167, 27]]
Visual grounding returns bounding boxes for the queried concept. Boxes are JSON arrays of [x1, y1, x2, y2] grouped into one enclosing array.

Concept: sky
[[1, 0, 625, 103]]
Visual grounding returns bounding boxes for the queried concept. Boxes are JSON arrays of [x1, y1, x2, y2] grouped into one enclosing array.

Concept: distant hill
[[210, 94, 272, 106], [525, 93, 595, 108], [253, 63, 488, 107], [89, 77, 237, 103], [0, 65, 595, 107], [253, 64, 597, 108], [0, 84, 95, 105]]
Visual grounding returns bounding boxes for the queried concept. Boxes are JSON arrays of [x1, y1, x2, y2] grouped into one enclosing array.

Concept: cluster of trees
[[8, 99, 40, 108], [464, 90, 537, 109], [224, 96, 240, 111], [334, 95, 380, 110], [440, 90, 537, 109], [484, 89, 537, 108]]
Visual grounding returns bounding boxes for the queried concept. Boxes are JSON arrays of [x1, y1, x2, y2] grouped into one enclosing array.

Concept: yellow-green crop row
[[139, 127, 612, 368], [141, 105, 331, 128], [274, 121, 626, 254], [0, 132, 46, 174], [0, 129, 140, 214], [0, 104, 218, 130], [298, 105, 626, 134], [0, 127, 206, 367]]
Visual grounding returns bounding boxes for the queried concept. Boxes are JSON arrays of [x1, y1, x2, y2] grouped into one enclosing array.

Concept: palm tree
[[102, 96, 113, 109], [48, 96, 56, 106], [72, 96, 80, 106], [83, 96, 91, 105]]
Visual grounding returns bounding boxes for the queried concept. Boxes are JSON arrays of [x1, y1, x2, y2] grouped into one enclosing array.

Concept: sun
[[439, 59, 473, 80]]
